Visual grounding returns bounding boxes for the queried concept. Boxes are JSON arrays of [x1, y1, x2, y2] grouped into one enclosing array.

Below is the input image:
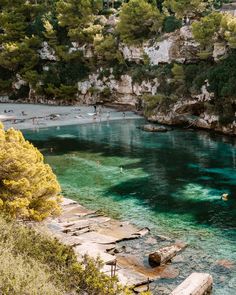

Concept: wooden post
[[170, 272, 213, 295]]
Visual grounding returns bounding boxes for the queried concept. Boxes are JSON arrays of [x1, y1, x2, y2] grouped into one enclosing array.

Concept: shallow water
[[24, 119, 236, 294]]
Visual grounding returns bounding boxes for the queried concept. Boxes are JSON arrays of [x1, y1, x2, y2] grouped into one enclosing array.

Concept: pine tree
[[117, 0, 163, 45], [0, 123, 62, 221], [56, 0, 102, 43]]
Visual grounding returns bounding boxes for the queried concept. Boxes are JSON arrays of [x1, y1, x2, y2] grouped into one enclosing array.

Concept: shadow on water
[[23, 120, 236, 231]]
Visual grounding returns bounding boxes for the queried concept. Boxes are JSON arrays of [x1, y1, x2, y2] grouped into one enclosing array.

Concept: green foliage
[[0, 214, 131, 295], [197, 50, 212, 60], [0, 124, 62, 221], [221, 13, 236, 48], [56, 0, 101, 43], [207, 51, 236, 99], [0, 79, 12, 93], [0, 38, 40, 74], [163, 0, 207, 18], [40, 59, 89, 99], [94, 34, 124, 64], [44, 83, 77, 100], [130, 63, 171, 84], [172, 63, 185, 82], [9, 85, 30, 100], [184, 63, 207, 91], [117, 0, 163, 45], [192, 12, 222, 48], [163, 15, 182, 33], [143, 93, 168, 115], [101, 87, 112, 99]]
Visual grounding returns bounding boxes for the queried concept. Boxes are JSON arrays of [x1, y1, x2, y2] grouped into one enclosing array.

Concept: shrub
[[163, 15, 182, 33], [192, 12, 222, 49], [94, 34, 124, 64], [101, 87, 112, 99], [0, 123, 62, 221], [171, 63, 185, 82], [0, 214, 131, 295], [143, 93, 168, 116]]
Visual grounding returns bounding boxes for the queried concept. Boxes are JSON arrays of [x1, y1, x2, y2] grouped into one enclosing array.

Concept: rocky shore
[[43, 197, 188, 293]]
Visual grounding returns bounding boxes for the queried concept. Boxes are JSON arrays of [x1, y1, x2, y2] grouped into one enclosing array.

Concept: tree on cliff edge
[[0, 122, 62, 221], [117, 0, 163, 45]]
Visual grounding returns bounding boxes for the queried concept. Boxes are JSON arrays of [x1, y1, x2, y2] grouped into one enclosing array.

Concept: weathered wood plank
[[170, 272, 213, 295], [149, 243, 187, 266]]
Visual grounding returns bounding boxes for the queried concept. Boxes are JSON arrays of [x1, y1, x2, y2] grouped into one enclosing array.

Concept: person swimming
[[221, 193, 229, 201]]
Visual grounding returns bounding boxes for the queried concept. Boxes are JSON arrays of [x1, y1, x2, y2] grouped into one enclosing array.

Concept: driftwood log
[[170, 272, 213, 295], [149, 243, 187, 266]]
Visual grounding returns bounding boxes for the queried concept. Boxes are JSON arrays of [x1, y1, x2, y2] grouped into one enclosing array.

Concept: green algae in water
[[24, 119, 236, 295]]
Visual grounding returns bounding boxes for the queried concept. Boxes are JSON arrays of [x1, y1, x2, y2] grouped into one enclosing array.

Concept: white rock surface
[[38, 41, 57, 61]]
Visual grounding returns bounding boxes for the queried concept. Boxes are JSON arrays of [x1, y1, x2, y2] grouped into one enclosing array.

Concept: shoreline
[[0, 103, 142, 130], [44, 197, 187, 293], [1, 101, 235, 138]]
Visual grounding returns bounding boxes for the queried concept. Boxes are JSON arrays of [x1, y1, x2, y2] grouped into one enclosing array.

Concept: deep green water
[[24, 119, 236, 294]]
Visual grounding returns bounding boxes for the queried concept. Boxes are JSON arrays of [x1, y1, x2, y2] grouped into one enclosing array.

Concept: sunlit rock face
[[148, 98, 236, 135], [13, 74, 27, 90], [119, 26, 201, 65], [38, 42, 57, 61], [77, 69, 160, 106], [0, 96, 10, 102], [213, 42, 228, 61]]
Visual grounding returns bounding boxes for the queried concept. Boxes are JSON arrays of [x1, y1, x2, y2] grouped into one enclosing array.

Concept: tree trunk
[[170, 272, 213, 295], [148, 243, 187, 266]]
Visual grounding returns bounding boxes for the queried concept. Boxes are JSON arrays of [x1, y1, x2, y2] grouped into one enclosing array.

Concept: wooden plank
[[171, 272, 213, 295]]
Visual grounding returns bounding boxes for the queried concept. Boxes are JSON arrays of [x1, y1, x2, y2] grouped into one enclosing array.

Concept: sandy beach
[[0, 103, 142, 130]]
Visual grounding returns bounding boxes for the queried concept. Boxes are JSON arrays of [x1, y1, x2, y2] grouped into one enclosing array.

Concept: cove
[[24, 118, 236, 295]]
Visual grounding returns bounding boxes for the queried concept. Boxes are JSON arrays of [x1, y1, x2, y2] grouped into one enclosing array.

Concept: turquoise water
[[24, 119, 236, 294]]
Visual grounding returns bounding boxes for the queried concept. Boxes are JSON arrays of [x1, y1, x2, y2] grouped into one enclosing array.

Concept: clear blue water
[[24, 119, 236, 294]]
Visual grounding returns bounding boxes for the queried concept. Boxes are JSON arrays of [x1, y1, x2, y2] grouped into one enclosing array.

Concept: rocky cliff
[[2, 21, 235, 135]]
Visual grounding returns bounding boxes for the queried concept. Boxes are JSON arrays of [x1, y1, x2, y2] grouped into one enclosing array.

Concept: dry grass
[[0, 216, 65, 295]]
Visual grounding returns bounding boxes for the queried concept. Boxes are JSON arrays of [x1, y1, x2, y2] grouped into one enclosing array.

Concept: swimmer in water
[[221, 193, 229, 201]]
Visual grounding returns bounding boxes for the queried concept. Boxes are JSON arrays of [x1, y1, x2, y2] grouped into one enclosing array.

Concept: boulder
[[140, 124, 169, 132]]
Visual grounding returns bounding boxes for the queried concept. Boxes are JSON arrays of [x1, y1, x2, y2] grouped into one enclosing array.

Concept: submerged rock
[[140, 124, 170, 133]]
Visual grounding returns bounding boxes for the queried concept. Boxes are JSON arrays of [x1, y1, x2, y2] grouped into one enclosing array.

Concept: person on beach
[[123, 112, 126, 118], [93, 105, 97, 114]]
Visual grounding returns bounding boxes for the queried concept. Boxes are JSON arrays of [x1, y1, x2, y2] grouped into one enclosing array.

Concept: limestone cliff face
[[120, 26, 201, 64], [148, 99, 236, 136], [77, 70, 159, 107], [6, 24, 235, 135]]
